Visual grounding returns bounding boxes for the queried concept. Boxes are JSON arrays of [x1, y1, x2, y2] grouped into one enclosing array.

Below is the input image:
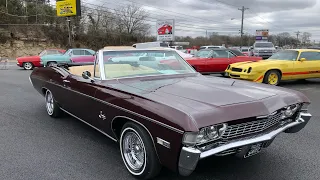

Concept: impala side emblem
[[98, 111, 106, 120]]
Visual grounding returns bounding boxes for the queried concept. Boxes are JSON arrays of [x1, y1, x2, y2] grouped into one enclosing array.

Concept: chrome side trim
[[156, 137, 171, 149], [199, 112, 311, 159], [97, 97, 183, 134], [110, 116, 160, 161], [33, 76, 184, 134], [60, 108, 117, 142]]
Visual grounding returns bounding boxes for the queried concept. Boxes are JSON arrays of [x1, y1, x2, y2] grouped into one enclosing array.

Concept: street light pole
[[67, 17, 72, 48], [35, 0, 38, 23], [238, 6, 249, 49]]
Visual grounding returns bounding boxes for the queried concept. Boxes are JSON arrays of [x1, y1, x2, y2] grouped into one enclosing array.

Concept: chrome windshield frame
[[98, 50, 107, 80], [97, 49, 197, 81]]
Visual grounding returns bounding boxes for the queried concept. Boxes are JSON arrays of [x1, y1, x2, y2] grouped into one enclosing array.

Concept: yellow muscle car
[[225, 49, 320, 85]]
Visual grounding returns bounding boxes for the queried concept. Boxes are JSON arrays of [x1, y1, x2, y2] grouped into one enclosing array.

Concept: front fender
[[253, 67, 283, 82]]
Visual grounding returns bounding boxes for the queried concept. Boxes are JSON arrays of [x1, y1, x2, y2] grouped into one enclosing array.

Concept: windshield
[[228, 49, 244, 56], [102, 50, 196, 79], [254, 43, 274, 48], [64, 49, 72, 55], [39, 50, 46, 56], [195, 50, 211, 57], [241, 48, 249, 52], [268, 50, 298, 60]]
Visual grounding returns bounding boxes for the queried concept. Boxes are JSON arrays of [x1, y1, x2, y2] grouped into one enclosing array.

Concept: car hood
[[114, 74, 309, 130], [17, 55, 39, 61], [230, 60, 289, 68]]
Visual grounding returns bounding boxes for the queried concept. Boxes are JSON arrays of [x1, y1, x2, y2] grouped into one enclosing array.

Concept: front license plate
[[244, 143, 262, 158]]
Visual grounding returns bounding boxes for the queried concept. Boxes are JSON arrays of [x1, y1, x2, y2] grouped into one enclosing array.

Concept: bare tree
[[301, 32, 312, 44], [115, 4, 150, 35]]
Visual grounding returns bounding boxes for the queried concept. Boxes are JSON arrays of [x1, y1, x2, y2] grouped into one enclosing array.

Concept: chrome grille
[[231, 67, 243, 72], [222, 112, 282, 139]]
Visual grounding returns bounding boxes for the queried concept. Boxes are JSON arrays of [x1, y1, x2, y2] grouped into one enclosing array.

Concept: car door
[[59, 56, 104, 127], [57, 49, 73, 63], [205, 50, 231, 72], [295, 51, 320, 79]]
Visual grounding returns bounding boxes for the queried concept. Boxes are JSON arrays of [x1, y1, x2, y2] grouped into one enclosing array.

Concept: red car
[[185, 49, 262, 76], [16, 49, 65, 70]]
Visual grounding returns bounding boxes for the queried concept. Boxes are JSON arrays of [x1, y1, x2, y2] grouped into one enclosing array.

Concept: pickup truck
[[250, 42, 276, 59]]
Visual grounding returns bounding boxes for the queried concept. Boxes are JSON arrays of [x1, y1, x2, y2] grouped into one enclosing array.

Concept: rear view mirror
[[82, 71, 94, 82], [82, 71, 91, 79], [299, 58, 306, 61]]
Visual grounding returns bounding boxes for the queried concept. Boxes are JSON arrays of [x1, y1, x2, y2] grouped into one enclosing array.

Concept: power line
[[105, 0, 234, 25], [92, 0, 240, 25], [83, 3, 242, 32], [246, 9, 282, 29], [196, 0, 239, 8]]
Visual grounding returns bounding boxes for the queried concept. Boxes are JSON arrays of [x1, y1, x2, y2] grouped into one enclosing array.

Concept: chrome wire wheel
[[23, 62, 33, 70], [121, 128, 146, 175], [45, 91, 54, 115]]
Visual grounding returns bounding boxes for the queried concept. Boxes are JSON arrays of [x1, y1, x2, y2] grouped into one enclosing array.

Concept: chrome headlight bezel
[[182, 123, 227, 146], [281, 103, 301, 119], [300, 103, 309, 112]]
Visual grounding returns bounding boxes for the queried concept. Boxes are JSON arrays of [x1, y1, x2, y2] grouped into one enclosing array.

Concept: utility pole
[[67, 17, 72, 48], [238, 6, 249, 49], [295, 31, 300, 47], [35, 0, 38, 24], [5, 0, 8, 12], [295, 31, 300, 40]]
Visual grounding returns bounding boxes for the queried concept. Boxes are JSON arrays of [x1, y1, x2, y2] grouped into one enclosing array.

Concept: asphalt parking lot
[[1, 63, 320, 180]]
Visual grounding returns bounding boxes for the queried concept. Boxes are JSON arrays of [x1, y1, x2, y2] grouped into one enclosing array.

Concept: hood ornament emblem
[[98, 111, 106, 120]]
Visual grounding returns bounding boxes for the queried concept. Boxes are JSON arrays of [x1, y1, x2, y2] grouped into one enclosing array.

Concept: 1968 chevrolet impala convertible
[[29, 47, 312, 179]]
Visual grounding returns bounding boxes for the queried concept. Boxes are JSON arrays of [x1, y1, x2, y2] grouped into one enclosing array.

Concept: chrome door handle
[[63, 80, 70, 83]]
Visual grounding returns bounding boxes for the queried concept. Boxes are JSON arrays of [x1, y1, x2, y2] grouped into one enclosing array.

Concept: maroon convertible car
[[29, 47, 312, 179]]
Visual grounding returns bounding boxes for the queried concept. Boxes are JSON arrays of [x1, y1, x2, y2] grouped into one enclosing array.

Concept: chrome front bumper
[[178, 112, 312, 176]]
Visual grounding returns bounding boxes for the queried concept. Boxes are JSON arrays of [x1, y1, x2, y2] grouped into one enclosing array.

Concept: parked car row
[[185, 48, 262, 76], [16, 48, 95, 70]]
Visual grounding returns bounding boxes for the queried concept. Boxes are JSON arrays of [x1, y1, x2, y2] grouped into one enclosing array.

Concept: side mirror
[[299, 58, 306, 62], [82, 71, 94, 82]]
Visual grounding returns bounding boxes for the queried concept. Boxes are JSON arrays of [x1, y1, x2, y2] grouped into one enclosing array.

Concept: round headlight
[[196, 128, 205, 142], [206, 126, 218, 139], [284, 108, 293, 117], [282, 104, 300, 119]]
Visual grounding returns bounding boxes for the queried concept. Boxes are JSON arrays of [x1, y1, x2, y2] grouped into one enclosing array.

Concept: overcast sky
[[68, 0, 320, 42]]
